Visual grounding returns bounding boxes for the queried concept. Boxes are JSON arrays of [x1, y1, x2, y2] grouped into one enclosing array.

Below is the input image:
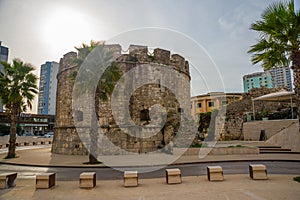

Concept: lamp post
[[252, 97, 255, 121]]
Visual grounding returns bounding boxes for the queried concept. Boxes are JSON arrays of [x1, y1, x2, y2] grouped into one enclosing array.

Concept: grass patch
[[228, 145, 244, 148], [293, 176, 300, 183], [191, 143, 208, 148]]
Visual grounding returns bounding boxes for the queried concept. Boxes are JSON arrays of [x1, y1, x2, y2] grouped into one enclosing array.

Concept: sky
[[0, 0, 295, 113]]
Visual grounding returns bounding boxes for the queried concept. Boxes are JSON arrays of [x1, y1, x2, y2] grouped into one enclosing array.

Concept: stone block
[[166, 168, 181, 184], [0, 173, 17, 189], [36, 173, 56, 189], [207, 166, 223, 181], [249, 164, 268, 180], [124, 171, 138, 187], [80, 172, 96, 188]]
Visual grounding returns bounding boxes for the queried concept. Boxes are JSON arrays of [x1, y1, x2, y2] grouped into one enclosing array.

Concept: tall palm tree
[[71, 41, 121, 164], [248, 0, 300, 129], [0, 59, 38, 158]]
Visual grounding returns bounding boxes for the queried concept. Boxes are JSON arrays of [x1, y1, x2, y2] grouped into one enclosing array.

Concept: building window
[[221, 100, 228, 105], [208, 101, 214, 107], [197, 103, 201, 108], [140, 106, 150, 122], [178, 107, 184, 113], [75, 110, 83, 122]]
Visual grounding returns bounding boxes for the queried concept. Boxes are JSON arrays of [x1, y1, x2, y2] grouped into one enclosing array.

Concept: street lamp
[[251, 97, 255, 121]]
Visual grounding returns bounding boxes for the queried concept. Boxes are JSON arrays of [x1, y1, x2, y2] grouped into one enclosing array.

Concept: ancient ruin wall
[[52, 44, 193, 155]]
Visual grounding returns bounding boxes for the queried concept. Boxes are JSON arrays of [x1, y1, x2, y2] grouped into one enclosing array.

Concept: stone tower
[[52, 44, 195, 155]]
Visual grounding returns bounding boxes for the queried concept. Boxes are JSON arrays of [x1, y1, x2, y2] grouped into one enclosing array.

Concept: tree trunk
[[88, 90, 99, 164], [7, 106, 19, 158], [291, 50, 300, 132]]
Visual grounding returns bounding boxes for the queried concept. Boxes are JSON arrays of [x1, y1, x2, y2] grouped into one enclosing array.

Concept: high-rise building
[[266, 67, 293, 91], [0, 41, 9, 112], [37, 61, 59, 115], [243, 71, 273, 92]]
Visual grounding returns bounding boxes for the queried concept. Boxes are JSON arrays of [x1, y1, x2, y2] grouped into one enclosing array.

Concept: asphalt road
[[1, 161, 299, 181]]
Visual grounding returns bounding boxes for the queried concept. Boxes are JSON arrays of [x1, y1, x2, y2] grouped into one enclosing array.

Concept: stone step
[[259, 148, 291, 151], [259, 151, 300, 154], [257, 146, 282, 149]]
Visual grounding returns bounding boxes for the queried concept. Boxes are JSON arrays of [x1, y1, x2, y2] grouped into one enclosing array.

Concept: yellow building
[[191, 92, 242, 121]]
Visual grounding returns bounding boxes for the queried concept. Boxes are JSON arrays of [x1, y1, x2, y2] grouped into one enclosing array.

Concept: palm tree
[[71, 41, 121, 164], [0, 59, 38, 158], [248, 0, 300, 129]]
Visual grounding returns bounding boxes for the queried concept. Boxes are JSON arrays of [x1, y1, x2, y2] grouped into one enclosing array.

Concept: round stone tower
[[52, 44, 195, 155]]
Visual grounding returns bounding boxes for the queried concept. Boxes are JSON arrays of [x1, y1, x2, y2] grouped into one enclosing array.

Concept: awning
[[253, 90, 295, 102], [252, 89, 296, 120]]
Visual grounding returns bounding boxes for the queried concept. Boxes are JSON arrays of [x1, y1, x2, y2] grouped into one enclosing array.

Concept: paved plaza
[[0, 143, 299, 199], [1, 174, 299, 200]]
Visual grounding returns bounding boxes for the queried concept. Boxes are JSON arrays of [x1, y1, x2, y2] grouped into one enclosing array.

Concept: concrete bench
[[166, 168, 181, 184], [124, 171, 138, 187], [207, 166, 223, 181], [0, 173, 17, 189], [80, 172, 96, 188], [36, 173, 56, 189], [249, 164, 268, 180]]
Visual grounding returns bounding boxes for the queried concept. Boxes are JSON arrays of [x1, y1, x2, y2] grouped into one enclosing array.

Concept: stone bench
[[207, 166, 223, 181], [0, 173, 17, 189], [249, 164, 268, 180], [124, 171, 138, 187], [166, 168, 181, 184], [36, 173, 56, 189], [80, 172, 96, 188]]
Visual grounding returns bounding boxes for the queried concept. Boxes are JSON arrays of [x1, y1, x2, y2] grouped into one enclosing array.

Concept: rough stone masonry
[[52, 44, 197, 155]]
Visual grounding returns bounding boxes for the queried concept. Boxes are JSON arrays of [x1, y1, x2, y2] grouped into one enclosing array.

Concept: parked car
[[0, 132, 7, 136], [44, 132, 54, 138], [23, 132, 34, 136]]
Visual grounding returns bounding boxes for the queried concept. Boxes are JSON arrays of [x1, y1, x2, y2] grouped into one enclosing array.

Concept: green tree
[[198, 110, 218, 141], [198, 112, 211, 135], [248, 0, 300, 129], [0, 59, 38, 158], [72, 40, 121, 164]]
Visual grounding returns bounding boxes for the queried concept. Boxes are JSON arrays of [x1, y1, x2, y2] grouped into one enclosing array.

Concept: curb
[[1, 158, 300, 169]]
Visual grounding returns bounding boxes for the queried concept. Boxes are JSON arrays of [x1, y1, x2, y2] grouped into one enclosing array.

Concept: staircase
[[258, 146, 299, 154]]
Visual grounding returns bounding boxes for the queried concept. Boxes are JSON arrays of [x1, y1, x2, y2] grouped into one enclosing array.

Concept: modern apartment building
[[243, 71, 273, 92], [266, 67, 293, 91], [37, 61, 59, 115], [0, 41, 9, 112], [191, 92, 242, 121]]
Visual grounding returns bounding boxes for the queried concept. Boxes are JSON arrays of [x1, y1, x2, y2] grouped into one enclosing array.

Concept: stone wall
[[220, 87, 292, 141], [243, 119, 297, 141], [52, 52, 89, 155], [52, 44, 196, 155], [266, 121, 300, 152]]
